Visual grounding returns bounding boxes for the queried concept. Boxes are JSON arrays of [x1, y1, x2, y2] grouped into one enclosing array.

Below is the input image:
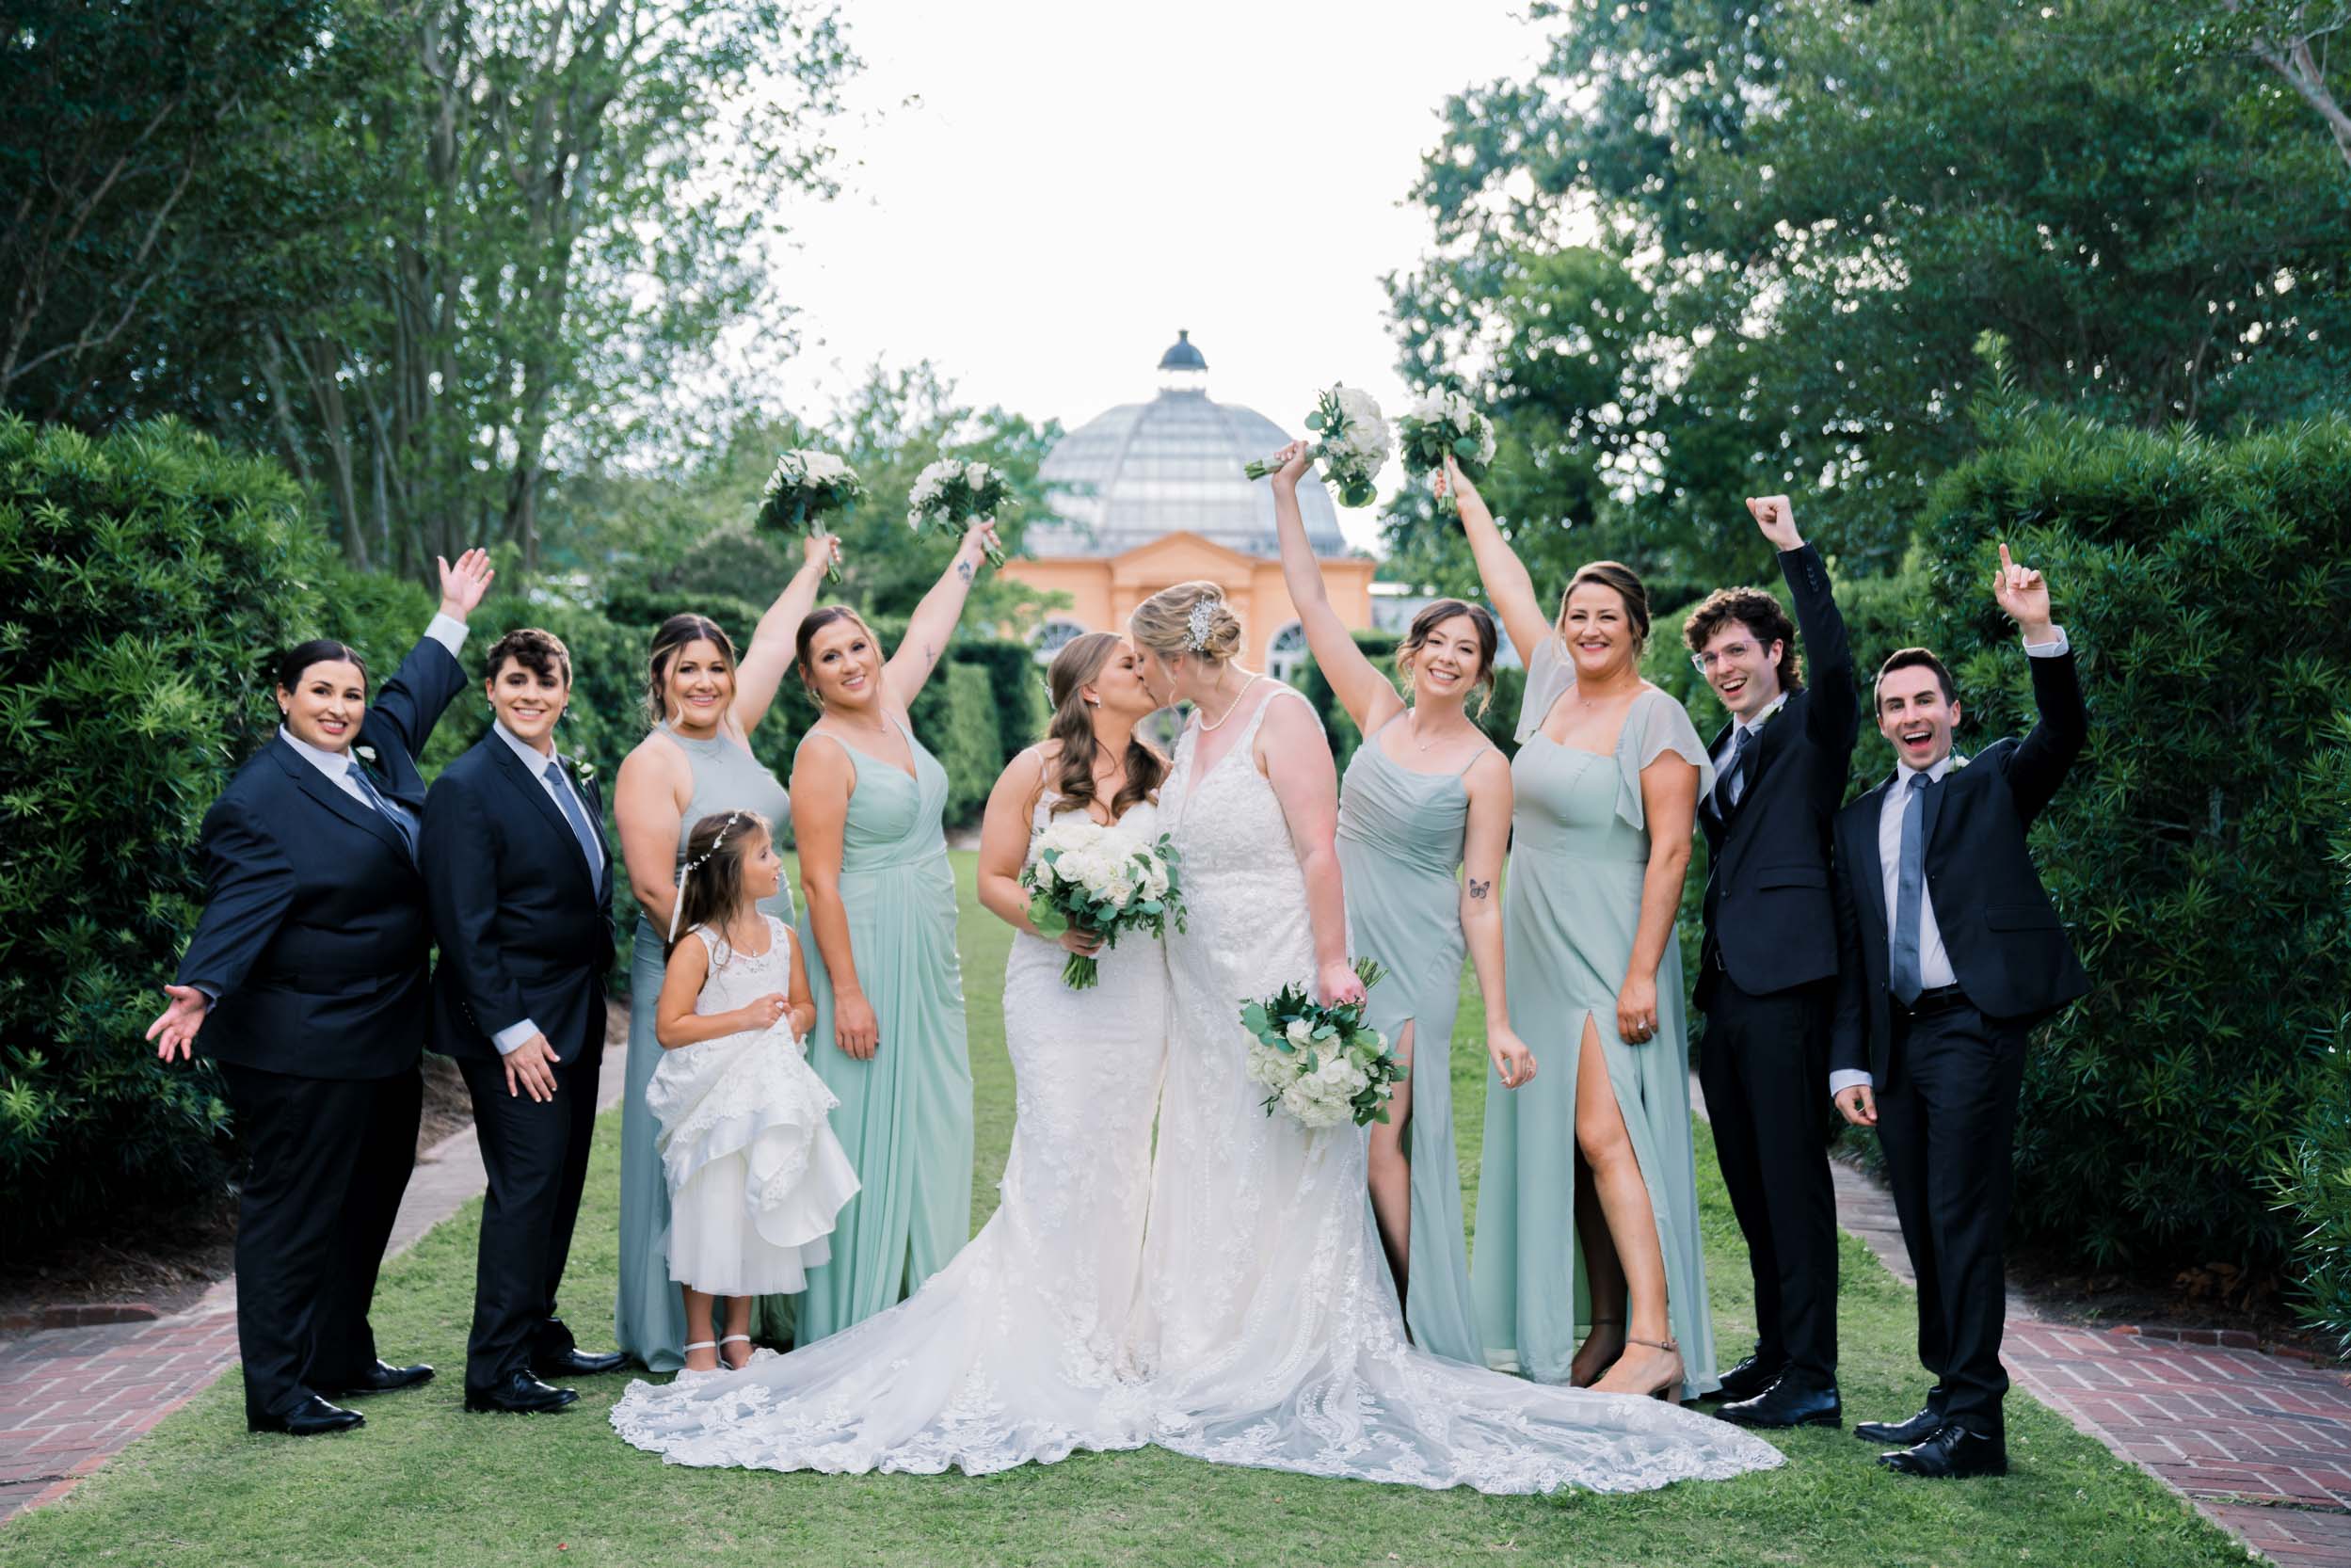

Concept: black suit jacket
[[176, 635, 469, 1080], [1830, 648, 2092, 1086], [421, 731, 616, 1067], [1695, 543, 1862, 1004]]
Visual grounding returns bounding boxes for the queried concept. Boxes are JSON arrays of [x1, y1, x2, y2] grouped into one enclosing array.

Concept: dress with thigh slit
[[1471, 637, 1720, 1398], [1335, 713, 1488, 1364]]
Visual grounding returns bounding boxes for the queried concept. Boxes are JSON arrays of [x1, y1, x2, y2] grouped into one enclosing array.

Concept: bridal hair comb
[[1184, 595, 1221, 652], [667, 808, 746, 941]]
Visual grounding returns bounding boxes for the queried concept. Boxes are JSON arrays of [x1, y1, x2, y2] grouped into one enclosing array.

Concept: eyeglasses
[[1689, 642, 1761, 675]]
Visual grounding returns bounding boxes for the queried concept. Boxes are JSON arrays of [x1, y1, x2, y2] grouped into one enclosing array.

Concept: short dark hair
[[1683, 588, 1803, 692], [273, 639, 369, 693], [1874, 647, 1955, 709], [486, 627, 571, 686]]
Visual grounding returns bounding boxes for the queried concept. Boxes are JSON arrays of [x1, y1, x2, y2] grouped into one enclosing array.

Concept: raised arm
[[614, 740, 687, 936], [790, 737, 876, 1060], [883, 520, 998, 712], [732, 531, 840, 737], [1270, 441, 1403, 734], [1617, 750, 1699, 1048], [1440, 456, 1550, 665], [1749, 496, 1858, 755], [361, 548, 493, 760], [1459, 751, 1533, 1088], [1989, 542, 2085, 824], [1258, 693, 1362, 1007]]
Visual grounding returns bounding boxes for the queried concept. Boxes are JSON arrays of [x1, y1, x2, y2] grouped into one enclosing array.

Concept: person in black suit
[[421, 626, 626, 1414], [149, 550, 495, 1435], [1830, 544, 2089, 1479], [1683, 495, 1859, 1430]]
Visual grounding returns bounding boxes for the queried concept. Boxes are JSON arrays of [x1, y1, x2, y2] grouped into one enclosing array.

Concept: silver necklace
[[1196, 673, 1262, 733]]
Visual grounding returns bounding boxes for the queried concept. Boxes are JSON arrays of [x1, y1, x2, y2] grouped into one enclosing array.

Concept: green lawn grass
[[0, 855, 2247, 1567]]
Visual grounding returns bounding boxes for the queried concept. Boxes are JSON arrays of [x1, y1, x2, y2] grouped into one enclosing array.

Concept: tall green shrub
[[1912, 411, 2351, 1272], [1300, 628, 1401, 777], [0, 417, 331, 1246]]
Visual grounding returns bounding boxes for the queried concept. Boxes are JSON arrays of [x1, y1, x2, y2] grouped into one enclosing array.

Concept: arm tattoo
[[924, 642, 937, 666], [1468, 878, 1492, 901], [956, 560, 973, 584]]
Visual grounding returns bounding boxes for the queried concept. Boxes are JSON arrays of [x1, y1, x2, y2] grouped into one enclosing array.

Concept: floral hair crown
[[1184, 595, 1221, 652], [667, 809, 746, 942]]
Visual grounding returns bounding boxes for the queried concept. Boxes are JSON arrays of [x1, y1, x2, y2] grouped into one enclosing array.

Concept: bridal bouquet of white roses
[[1242, 384, 1389, 508], [1020, 819, 1186, 989], [1239, 957, 1399, 1130], [756, 449, 863, 581], [1396, 390, 1495, 515], [907, 456, 1009, 566]]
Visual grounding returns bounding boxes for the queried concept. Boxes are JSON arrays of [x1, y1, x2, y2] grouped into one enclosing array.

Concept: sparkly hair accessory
[[667, 809, 746, 942], [1184, 595, 1220, 652]]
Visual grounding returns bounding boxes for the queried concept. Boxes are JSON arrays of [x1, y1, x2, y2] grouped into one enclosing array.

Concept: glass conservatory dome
[[1029, 330, 1351, 559]]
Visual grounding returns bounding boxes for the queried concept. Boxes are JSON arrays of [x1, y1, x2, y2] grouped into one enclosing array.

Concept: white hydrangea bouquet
[[1240, 957, 1400, 1129], [1396, 390, 1495, 515], [756, 449, 863, 581], [1019, 819, 1187, 989], [1243, 384, 1389, 508], [907, 456, 1009, 567]]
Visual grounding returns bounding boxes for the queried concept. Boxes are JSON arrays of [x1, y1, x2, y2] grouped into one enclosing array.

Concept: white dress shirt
[[488, 717, 603, 1056], [1831, 629, 2069, 1097], [1711, 692, 1789, 809]]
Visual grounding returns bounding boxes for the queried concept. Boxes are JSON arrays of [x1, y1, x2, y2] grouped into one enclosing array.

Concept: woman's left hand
[[1617, 973, 1660, 1046], [146, 984, 210, 1062], [1318, 959, 1367, 1008], [1488, 1025, 1538, 1089], [436, 547, 495, 620], [802, 530, 842, 575]]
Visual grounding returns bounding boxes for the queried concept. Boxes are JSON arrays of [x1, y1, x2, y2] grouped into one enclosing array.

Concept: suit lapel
[[268, 739, 411, 862], [1737, 692, 1799, 802], [1920, 760, 1951, 863], [488, 736, 596, 895], [1856, 776, 1893, 939]]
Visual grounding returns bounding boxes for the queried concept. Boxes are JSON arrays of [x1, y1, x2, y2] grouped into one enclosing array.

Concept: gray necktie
[[544, 760, 601, 873], [346, 759, 417, 859], [1715, 725, 1757, 816], [1890, 772, 1930, 1004]]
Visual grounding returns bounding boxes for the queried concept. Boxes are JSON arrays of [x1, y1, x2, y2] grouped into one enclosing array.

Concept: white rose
[[1285, 1018, 1315, 1048]]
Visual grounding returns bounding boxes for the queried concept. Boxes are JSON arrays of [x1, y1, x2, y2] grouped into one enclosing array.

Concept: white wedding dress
[[608, 791, 1168, 1474], [1129, 684, 1784, 1494]]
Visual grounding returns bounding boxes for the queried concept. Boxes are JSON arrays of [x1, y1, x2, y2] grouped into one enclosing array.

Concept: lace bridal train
[[1128, 686, 1784, 1494], [607, 793, 1169, 1476]]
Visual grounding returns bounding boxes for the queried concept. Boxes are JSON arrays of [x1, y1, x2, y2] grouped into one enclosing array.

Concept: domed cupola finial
[[1157, 328, 1207, 394]]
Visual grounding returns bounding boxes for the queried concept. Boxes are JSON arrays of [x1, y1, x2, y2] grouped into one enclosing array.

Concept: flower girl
[[651, 809, 859, 1373]]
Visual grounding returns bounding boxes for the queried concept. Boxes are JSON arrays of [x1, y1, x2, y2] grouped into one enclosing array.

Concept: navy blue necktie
[[346, 759, 418, 860], [1890, 772, 1930, 1004], [1715, 725, 1756, 817], [545, 760, 602, 873]]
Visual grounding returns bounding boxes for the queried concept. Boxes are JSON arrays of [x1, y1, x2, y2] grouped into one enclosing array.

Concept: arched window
[[1268, 620, 1309, 686], [1032, 617, 1087, 665]]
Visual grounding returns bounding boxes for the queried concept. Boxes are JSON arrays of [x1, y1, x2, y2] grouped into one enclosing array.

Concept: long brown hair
[[645, 614, 740, 730], [1397, 599, 1499, 717], [1045, 632, 1166, 821], [670, 808, 771, 960], [793, 604, 879, 703], [1559, 560, 1652, 649]]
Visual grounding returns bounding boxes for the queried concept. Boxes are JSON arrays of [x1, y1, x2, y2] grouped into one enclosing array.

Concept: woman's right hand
[[1271, 439, 1312, 490], [1437, 454, 1482, 507], [1057, 927, 1104, 957], [733, 992, 791, 1033], [834, 990, 881, 1060], [1488, 1025, 1538, 1090]]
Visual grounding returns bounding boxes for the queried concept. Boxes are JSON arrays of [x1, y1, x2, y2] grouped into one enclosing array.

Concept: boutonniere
[[569, 756, 599, 792], [1950, 753, 1971, 771], [354, 744, 380, 767]]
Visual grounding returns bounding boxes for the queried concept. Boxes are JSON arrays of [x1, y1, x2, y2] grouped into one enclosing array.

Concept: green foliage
[[953, 638, 1051, 769], [1298, 629, 1401, 776], [1910, 408, 2351, 1276], [0, 415, 331, 1247], [924, 662, 1001, 827], [2277, 1013, 2351, 1357]]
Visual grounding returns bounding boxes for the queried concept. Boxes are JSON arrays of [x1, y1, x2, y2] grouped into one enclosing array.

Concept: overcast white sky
[[759, 0, 1557, 548]]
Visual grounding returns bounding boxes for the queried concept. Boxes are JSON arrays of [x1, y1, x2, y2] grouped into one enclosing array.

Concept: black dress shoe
[[1704, 1352, 1786, 1403], [530, 1346, 628, 1380], [464, 1371, 579, 1415], [249, 1395, 364, 1436], [1856, 1390, 1949, 1446], [318, 1360, 436, 1398], [1718, 1376, 1843, 1429], [1879, 1424, 2008, 1479]]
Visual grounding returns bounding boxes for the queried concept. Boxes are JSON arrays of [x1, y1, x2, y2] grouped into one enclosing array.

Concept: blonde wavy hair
[[1128, 580, 1244, 666]]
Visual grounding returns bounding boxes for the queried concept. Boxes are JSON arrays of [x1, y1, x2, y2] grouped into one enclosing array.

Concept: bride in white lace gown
[[608, 633, 1170, 1473], [1126, 582, 1784, 1494]]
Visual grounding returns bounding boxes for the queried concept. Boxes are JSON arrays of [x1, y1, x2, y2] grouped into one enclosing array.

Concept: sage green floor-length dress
[[793, 714, 973, 1344], [1472, 641, 1721, 1400], [1334, 713, 1489, 1365], [616, 725, 795, 1371]]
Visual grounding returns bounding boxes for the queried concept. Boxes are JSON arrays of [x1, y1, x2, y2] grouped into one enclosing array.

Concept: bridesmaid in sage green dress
[[786, 519, 997, 1343], [611, 531, 840, 1371], [1448, 458, 1719, 1403], [1265, 441, 1533, 1366]]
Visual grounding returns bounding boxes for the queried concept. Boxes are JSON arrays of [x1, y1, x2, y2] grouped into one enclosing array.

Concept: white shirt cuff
[[493, 1018, 541, 1056], [424, 613, 470, 657], [1829, 1068, 1874, 1097], [2023, 625, 2069, 657]]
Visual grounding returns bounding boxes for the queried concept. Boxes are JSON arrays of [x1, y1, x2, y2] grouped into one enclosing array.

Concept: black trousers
[[216, 1062, 423, 1426], [1877, 999, 2029, 1435], [457, 1050, 600, 1389], [1697, 972, 1840, 1385]]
